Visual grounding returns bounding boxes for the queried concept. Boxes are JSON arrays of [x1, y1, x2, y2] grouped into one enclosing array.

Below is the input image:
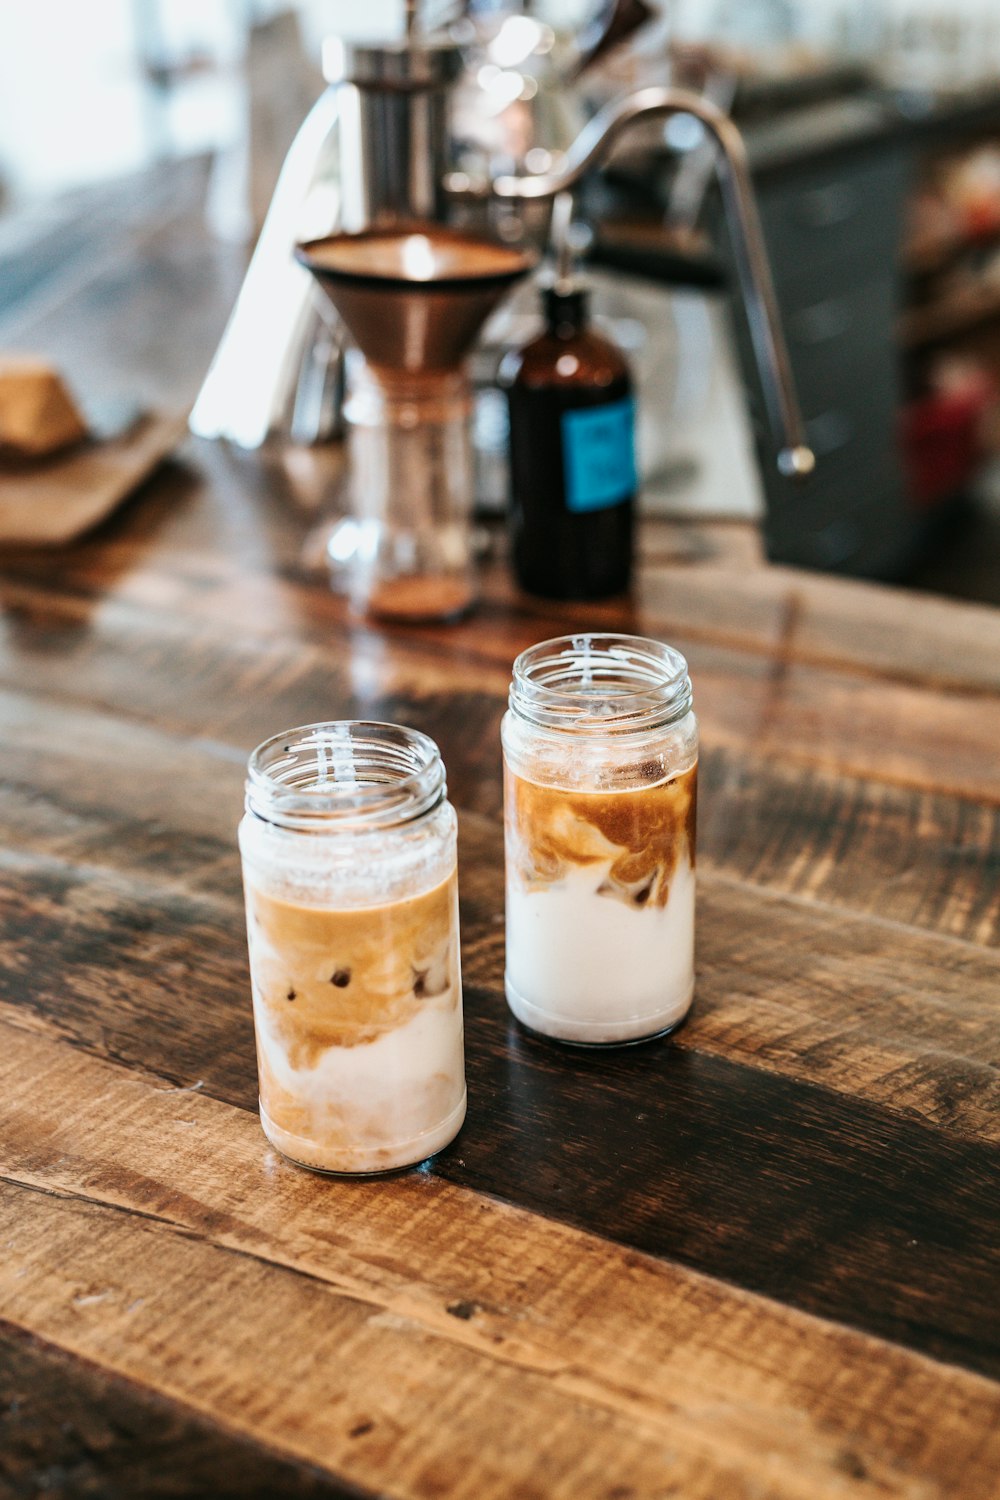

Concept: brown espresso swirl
[[245, 871, 459, 1065], [507, 765, 696, 910]]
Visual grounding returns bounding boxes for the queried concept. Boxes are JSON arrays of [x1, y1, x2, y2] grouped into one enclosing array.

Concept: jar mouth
[[510, 634, 692, 734], [245, 721, 446, 831]]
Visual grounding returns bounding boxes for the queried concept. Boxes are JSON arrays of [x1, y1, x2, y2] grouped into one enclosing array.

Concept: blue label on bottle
[[561, 397, 636, 513]]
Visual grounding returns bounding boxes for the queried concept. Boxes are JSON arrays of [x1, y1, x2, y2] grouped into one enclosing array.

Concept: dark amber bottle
[[500, 284, 636, 600]]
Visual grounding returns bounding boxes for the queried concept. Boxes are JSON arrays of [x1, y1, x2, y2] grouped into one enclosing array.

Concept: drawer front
[[724, 247, 906, 576], [784, 275, 897, 354], [757, 152, 909, 297], [745, 337, 904, 566], [761, 431, 910, 574], [741, 326, 899, 467], [782, 276, 900, 418], [759, 409, 899, 511]]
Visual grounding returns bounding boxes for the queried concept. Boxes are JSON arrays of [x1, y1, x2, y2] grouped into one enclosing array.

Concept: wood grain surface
[[0, 1324, 353, 1500], [0, 158, 999, 1499], [4, 1022, 1000, 1500]]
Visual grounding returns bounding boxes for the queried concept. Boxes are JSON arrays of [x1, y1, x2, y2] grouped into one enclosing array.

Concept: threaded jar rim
[[509, 634, 692, 735], [245, 721, 446, 832]]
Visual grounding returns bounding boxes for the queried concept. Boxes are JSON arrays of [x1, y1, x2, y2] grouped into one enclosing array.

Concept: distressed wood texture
[[0, 157, 999, 1498], [0, 1324, 355, 1500], [3, 1023, 1000, 1500], [0, 751, 998, 1374], [5, 517, 1000, 807]]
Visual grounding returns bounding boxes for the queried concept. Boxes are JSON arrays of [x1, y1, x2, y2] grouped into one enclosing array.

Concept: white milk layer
[[505, 855, 695, 1044], [252, 988, 466, 1172]]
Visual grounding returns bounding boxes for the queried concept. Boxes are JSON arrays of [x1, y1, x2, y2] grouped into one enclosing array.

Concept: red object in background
[[963, 201, 1000, 241], [901, 366, 995, 511]]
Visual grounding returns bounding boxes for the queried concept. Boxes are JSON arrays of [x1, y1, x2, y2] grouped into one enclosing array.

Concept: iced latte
[[502, 635, 698, 1044], [240, 722, 466, 1172]]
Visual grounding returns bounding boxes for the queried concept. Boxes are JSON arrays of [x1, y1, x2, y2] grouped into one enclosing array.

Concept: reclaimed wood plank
[[0, 1322, 357, 1500], [1, 794, 998, 1372], [3, 1182, 704, 1500], [0, 681, 995, 1109], [448, 990, 1000, 1381], [0, 685, 996, 1129], [698, 747, 1000, 947], [4, 808, 998, 1142], [0, 624, 997, 947], [634, 562, 1000, 696], [8, 417, 1000, 708], [4, 526, 1000, 811], [459, 843, 1000, 1141], [2, 1023, 1000, 1500]]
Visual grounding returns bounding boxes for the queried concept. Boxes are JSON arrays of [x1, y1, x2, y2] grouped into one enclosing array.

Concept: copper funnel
[[295, 226, 534, 376]]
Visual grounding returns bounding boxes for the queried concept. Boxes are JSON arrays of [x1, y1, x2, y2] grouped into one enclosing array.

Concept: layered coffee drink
[[239, 723, 466, 1173], [502, 635, 698, 1044]]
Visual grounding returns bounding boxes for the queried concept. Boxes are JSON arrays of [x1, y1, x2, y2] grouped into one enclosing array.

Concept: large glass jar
[[238, 721, 466, 1172], [501, 634, 698, 1045]]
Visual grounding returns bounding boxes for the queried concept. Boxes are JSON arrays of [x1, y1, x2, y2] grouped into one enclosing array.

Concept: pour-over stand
[[296, 226, 533, 622]]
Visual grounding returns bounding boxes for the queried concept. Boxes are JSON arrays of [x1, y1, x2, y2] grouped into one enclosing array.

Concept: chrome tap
[[493, 86, 815, 481]]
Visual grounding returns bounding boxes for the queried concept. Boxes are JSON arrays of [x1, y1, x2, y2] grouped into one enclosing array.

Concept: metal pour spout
[[494, 87, 816, 481]]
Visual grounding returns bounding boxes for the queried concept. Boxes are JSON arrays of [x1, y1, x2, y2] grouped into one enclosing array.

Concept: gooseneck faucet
[[192, 27, 815, 483], [493, 87, 816, 482]]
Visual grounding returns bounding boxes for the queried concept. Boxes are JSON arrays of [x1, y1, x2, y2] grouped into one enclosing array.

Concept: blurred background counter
[[3, 0, 1000, 600]]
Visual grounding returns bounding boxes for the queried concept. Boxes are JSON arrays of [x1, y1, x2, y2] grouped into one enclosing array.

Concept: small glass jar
[[238, 721, 466, 1173], [501, 634, 698, 1045]]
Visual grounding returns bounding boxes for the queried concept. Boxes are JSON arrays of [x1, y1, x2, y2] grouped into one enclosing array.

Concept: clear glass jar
[[325, 360, 476, 622], [501, 634, 698, 1045], [238, 721, 466, 1173]]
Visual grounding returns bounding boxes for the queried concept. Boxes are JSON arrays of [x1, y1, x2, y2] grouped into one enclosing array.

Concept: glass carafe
[[335, 361, 476, 621]]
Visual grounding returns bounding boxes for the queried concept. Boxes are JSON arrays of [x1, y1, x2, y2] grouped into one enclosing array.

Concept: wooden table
[[1, 160, 999, 1500]]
